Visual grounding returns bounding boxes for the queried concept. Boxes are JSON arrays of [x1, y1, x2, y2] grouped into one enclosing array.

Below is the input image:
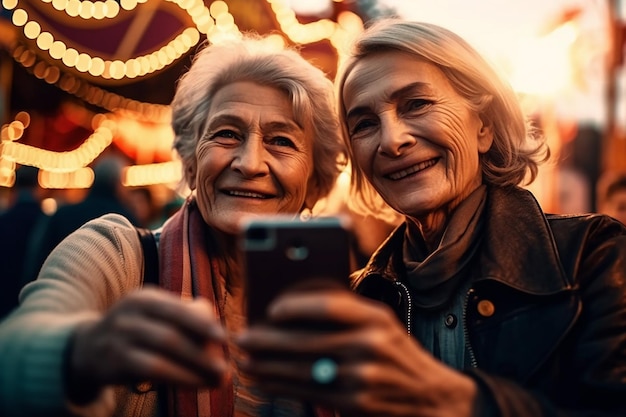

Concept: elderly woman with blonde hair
[[237, 19, 626, 417]]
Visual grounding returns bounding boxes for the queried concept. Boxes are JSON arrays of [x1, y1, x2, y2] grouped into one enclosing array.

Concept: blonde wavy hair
[[335, 19, 550, 221]]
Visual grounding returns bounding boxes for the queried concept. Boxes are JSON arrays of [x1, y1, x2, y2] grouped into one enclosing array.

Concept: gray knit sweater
[[0, 213, 157, 417]]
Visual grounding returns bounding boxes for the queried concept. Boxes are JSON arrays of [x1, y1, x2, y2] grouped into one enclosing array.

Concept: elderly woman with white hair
[[0, 34, 345, 417]]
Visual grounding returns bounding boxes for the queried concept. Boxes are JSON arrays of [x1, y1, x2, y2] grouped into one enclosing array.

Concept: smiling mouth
[[387, 158, 439, 180], [225, 190, 273, 199]]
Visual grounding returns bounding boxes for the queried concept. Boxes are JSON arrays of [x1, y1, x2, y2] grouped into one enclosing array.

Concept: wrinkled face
[[342, 51, 493, 220], [187, 81, 315, 235]]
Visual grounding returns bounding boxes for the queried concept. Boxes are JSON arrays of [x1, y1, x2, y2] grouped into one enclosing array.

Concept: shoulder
[[45, 213, 143, 273], [489, 185, 626, 252], [547, 212, 626, 245], [82, 212, 137, 229], [547, 213, 626, 287], [68, 212, 138, 241], [19, 213, 145, 308]]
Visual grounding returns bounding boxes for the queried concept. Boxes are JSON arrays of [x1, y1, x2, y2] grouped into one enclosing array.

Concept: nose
[[231, 135, 269, 177], [378, 113, 415, 157]]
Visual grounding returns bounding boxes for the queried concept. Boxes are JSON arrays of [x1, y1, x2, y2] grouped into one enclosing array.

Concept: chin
[[208, 213, 250, 236], [396, 199, 440, 218]]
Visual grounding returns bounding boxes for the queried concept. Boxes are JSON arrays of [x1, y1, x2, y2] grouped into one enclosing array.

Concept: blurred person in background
[[21, 154, 139, 284], [127, 187, 159, 228], [154, 194, 185, 228], [0, 165, 45, 319]]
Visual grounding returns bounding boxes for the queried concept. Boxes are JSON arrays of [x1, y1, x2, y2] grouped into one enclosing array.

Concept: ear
[[184, 160, 197, 191], [477, 117, 494, 154]]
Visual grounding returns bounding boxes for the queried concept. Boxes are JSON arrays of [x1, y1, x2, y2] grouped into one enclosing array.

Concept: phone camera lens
[[247, 226, 268, 242], [286, 240, 309, 261]]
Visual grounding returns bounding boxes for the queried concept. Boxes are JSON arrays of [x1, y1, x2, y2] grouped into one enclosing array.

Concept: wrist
[[63, 324, 102, 405]]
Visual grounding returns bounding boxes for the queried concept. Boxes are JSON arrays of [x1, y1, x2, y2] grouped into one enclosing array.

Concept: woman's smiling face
[[188, 81, 315, 235], [342, 51, 493, 222]]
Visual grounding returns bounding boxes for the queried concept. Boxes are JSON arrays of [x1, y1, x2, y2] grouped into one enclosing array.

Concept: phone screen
[[240, 216, 352, 324]]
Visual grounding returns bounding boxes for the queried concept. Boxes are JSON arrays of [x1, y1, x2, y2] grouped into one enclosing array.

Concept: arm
[[0, 214, 144, 416], [0, 213, 228, 417], [470, 218, 626, 417], [236, 220, 626, 417]]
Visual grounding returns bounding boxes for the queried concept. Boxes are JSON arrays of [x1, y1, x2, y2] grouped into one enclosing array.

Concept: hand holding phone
[[239, 216, 352, 324]]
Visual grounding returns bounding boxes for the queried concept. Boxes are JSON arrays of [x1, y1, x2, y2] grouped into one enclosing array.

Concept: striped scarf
[[157, 198, 335, 417]]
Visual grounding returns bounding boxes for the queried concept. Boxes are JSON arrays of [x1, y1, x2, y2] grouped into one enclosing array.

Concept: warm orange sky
[[380, 0, 613, 129]]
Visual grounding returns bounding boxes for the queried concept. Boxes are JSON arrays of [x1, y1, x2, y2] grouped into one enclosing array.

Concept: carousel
[[0, 0, 624, 215]]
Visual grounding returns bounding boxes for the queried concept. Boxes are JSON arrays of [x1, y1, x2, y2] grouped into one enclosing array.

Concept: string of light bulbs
[[1, 0, 366, 188]]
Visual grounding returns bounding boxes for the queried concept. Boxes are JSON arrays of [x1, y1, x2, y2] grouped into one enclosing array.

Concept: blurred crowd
[[1, 145, 623, 321], [0, 20, 624, 417], [0, 155, 185, 319]]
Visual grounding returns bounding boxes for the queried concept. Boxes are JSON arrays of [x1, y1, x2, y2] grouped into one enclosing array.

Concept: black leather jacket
[[352, 186, 626, 417]]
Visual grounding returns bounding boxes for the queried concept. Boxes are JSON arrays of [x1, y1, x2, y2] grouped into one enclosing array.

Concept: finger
[[238, 320, 410, 362], [121, 289, 225, 342], [237, 325, 362, 357], [238, 357, 348, 387], [122, 314, 228, 382], [248, 377, 361, 412], [239, 355, 405, 392], [122, 348, 226, 387], [240, 360, 422, 416], [266, 289, 395, 328]]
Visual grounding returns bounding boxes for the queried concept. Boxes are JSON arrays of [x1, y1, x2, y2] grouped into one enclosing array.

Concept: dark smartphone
[[240, 215, 352, 324]]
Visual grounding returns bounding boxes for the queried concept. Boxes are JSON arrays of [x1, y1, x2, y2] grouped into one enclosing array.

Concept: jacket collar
[[355, 186, 570, 295], [479, 186, 571, 293]]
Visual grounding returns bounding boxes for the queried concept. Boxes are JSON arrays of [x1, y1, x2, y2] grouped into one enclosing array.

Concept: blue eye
[[407, 99, 431, 111], [204, 129, 241, 144], [214, 130, 238, 139], [351, 119, 377, 136], [270, 136, 296, 148]]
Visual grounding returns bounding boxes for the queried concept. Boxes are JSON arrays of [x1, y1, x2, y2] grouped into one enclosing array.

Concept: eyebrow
[[206, 114, 303, 132], [346, 81, 434, 121], [205, 114, 243, 130], [203, 114, 306, 143], [265, 120, 304, 133], [390, 82, 434, 101]]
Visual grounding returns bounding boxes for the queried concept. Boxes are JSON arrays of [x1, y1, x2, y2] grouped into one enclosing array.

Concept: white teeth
[[388, 159, 437, 180], [227, 190, 267, 198]]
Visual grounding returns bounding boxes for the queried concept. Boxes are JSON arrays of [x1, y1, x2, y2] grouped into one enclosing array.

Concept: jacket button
[[477, 300, 495, 317], [133, 381, 153, 393], [444, 314, 457, 328]]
